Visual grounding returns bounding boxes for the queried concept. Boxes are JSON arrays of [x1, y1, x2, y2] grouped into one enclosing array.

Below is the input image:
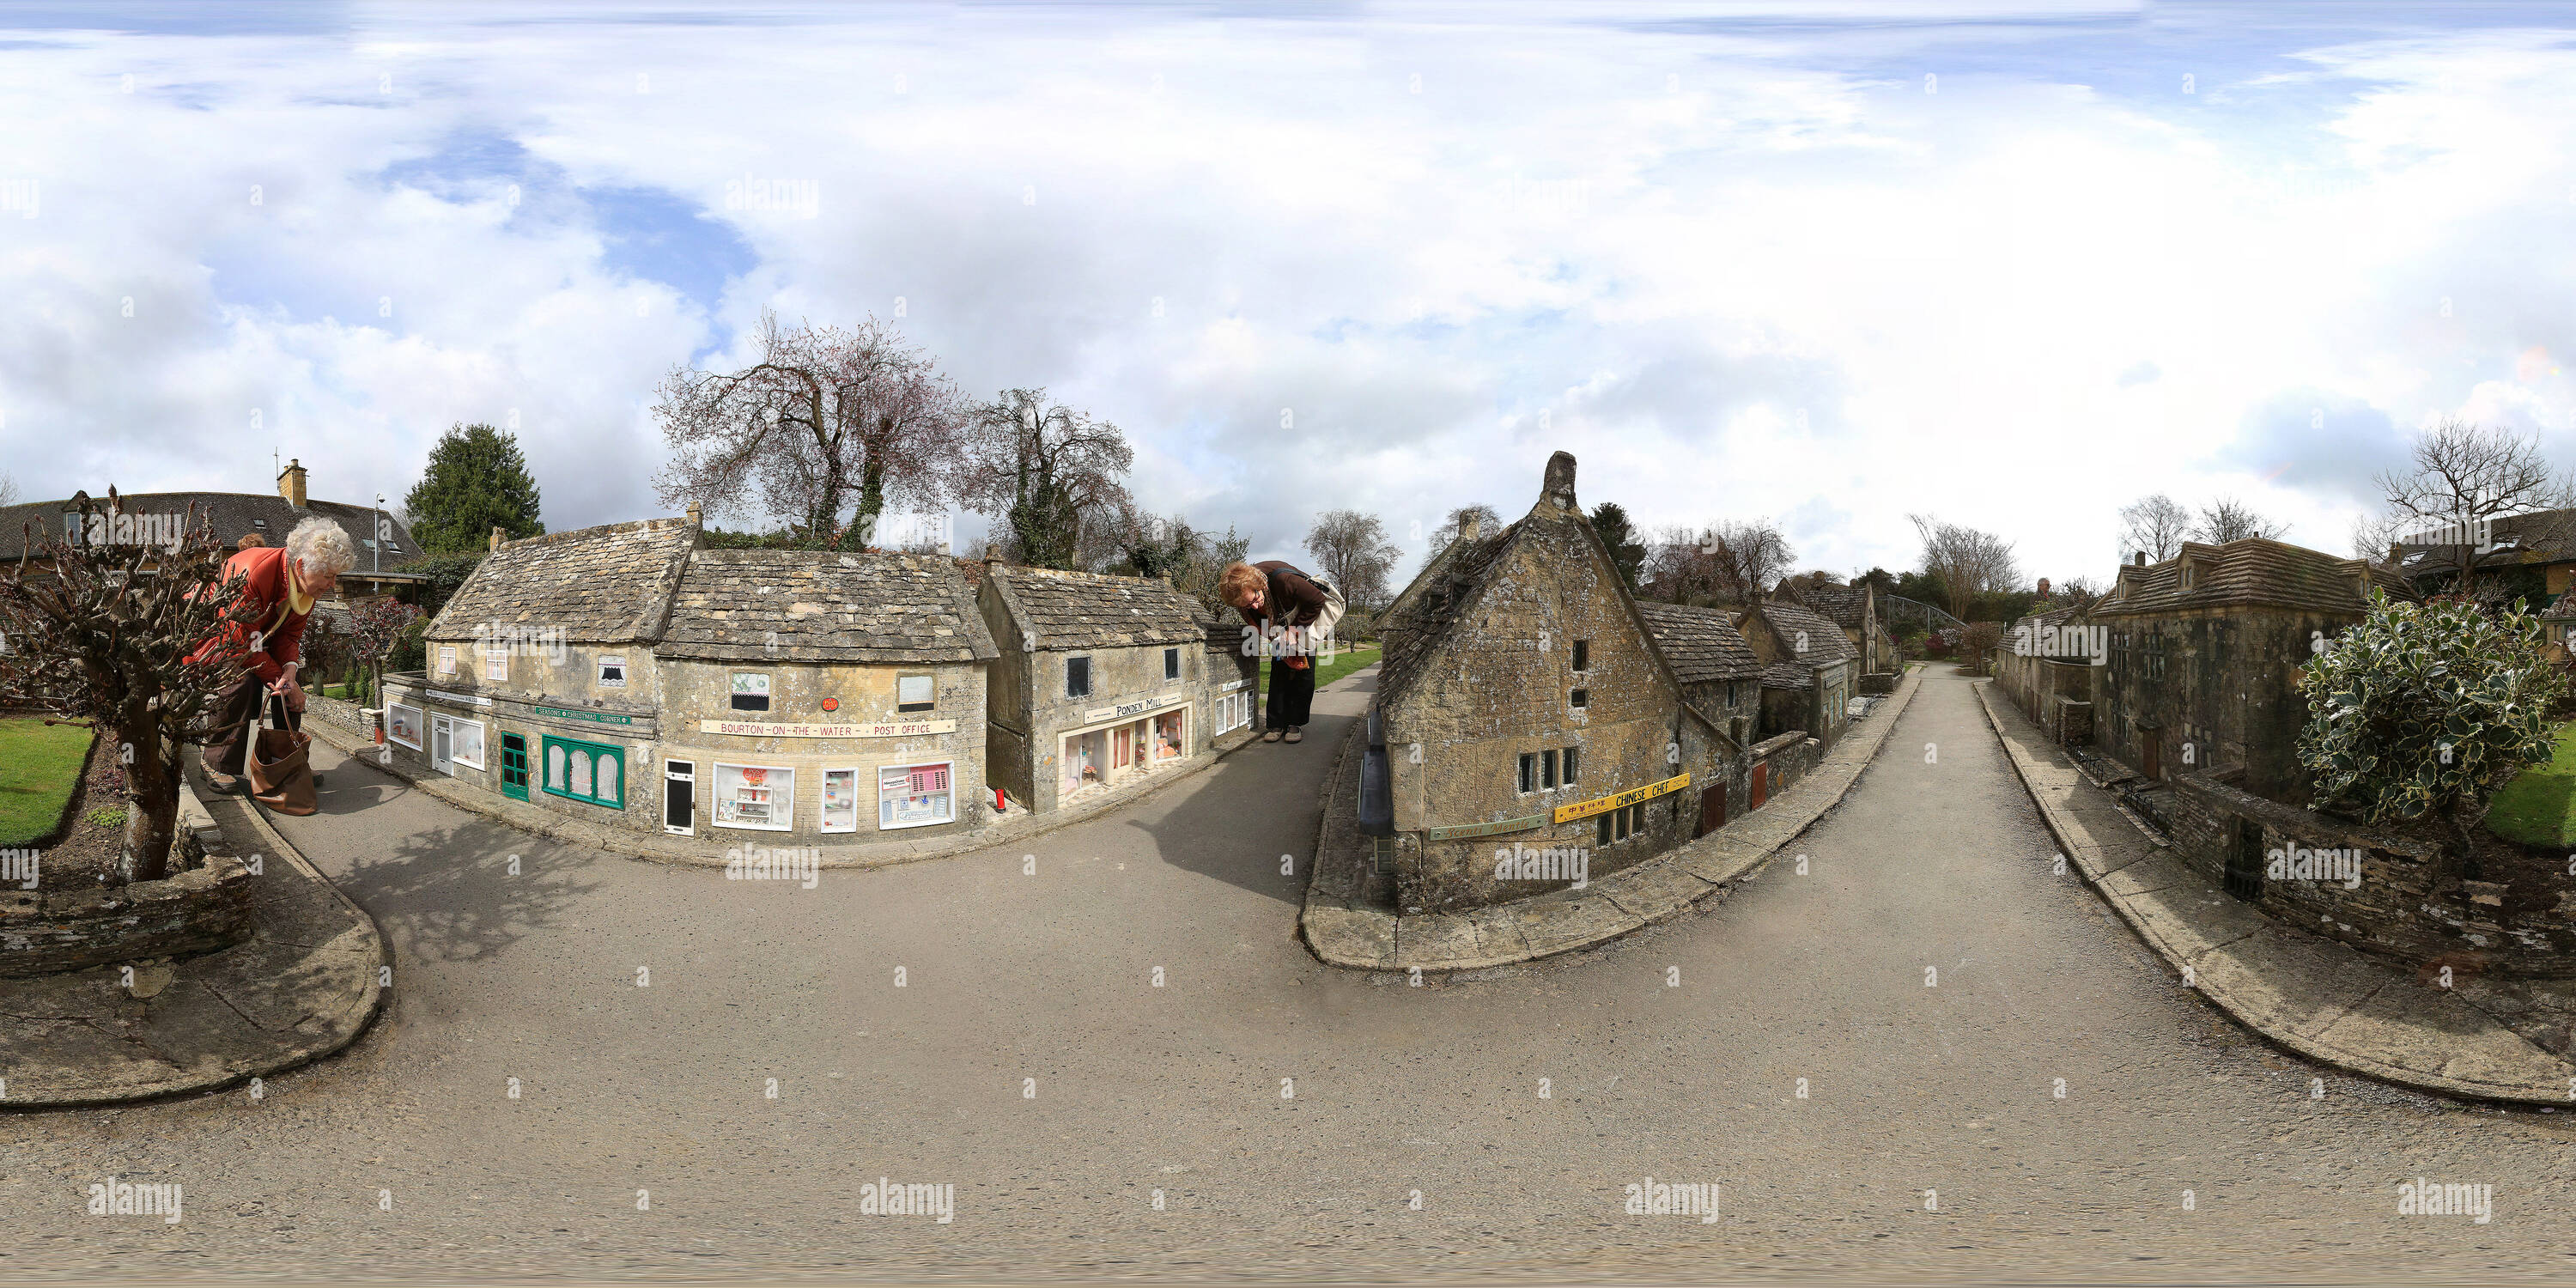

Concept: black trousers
[[202, 673, 301, 776], [1267, 657, 1315, 730]]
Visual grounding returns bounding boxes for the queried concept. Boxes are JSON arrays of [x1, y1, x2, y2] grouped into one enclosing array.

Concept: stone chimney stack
[[1541, 451, 1577, 512], [490, 525, 506, 552], [277, 458, 307, 508], [1461, 512, 1482, 542], [2133, 550, 2148, 568], [685, 502, 702, 527]]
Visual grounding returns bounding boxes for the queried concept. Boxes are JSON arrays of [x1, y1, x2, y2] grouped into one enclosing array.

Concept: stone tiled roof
[[1755, 599, 1859, 665], [1636, 602, 1764, 683], [2007, 604, 2093, 660], [1760, 662, 1814, 690], [1374, 529, 1516, 709], [2393, 507, 2576, 576], [1791, 583, 1869, 632], [988, 566, 1206, 650], [2093, 538, 2413, 617], [429, 518, 695, 643], [0, 492, 424, 569], [658, 549, 999, 664]]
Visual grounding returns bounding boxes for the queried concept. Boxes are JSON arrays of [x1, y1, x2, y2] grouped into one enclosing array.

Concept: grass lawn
[[0, 716, 95, 846], [2488, 721, 2576, 847], [1258, 642, 1381, 696]]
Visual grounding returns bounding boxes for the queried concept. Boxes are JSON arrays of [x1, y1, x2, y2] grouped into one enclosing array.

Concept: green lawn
[[0, 717, 95, 846], [1258, 642, 1381, 696], [2488, 721, 2576, 847]]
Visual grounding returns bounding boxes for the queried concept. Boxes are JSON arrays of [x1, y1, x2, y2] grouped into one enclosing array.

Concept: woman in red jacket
[[1218, 560, 1345, 744], [195, 516, 359, 782]]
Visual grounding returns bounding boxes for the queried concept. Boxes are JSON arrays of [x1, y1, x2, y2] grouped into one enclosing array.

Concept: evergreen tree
[[1589, 501, 1648, 591], [404, 423, 545, 556]]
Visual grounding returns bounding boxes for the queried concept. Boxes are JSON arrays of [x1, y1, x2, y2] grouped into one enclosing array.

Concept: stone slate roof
[[2008, 604, 2094, 660], [1374, 529, 1515, 709], [1790, 583, 1869, 632], [0, 492, 423, 568], [429, 518, 695, 644], [2093, 538, 2413, 617], [1635, 602, 1764, 683], [659, 549, 998, 664], [1755, 598, 1859, 665], [988, 566, 1206, 651], [1760, 662, 1814, 690], [2392, 507, 2576, 577]]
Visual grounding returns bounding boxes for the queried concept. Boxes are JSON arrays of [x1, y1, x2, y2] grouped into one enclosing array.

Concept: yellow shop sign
[[1552, 773, 1691, 823]]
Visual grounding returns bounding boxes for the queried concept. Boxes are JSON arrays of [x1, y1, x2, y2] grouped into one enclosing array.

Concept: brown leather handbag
[[244, 693, 318, 816]]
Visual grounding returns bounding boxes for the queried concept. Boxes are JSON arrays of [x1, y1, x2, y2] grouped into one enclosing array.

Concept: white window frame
[[448, 716, 488, 770], [820, 766, 861, 835], [598, 654, 627, 689], [483, 642, 507, 683], [896, 673, 935, 714], [436, 645, 457, 677], [878, 759, 956, 831], [711, 761, 795, 832], [386, 702, 424, 750]]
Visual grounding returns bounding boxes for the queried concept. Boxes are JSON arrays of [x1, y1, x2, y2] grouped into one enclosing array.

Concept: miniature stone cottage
[[1368, 453, 1745, 914], [388, 518, 999, 847], [1740, 598, 1856, 749], [978, 562, 1258, 814]]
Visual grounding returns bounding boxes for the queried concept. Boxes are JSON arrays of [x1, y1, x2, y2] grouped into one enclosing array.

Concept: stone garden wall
[[0, 855, 254, 977]]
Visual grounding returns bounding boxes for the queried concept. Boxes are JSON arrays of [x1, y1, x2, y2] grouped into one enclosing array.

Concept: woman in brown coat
[[1218, 560, 1344, 744]]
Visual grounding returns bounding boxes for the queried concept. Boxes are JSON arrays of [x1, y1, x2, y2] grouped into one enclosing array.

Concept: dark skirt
[[1267, 657, 1315, 730]]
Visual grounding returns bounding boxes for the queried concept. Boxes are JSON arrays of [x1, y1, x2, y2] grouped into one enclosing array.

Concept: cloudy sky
[[4, 0, 2575, 587]]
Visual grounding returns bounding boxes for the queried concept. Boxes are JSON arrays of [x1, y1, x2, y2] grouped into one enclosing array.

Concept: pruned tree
[[1305, 509, 1402, 612], [2117, 494, 2192, 565], [2371, 417, 2576, 595], [0, 490, 257, 884], [1908, 513, 2021, 621], [346, 598, 423, 710], [956, 389, 1134, 571], [2190, 497, 2289, 544], [653, 311, 966, 551], [1642, 519, 1792, 605], [1110, 506, 1249, 615], [1588, 502, 1648, 592], [1961, 621, 2003, 677]]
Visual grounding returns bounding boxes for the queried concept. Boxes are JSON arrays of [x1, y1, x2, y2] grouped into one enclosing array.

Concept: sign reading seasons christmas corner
[[1552, 773, 1692, 824], [536, 704, 635, 726], [698, 718, 960, 738]]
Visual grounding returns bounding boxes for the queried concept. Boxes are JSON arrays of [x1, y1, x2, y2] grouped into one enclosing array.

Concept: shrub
[[2298, 592, 2568, 878]]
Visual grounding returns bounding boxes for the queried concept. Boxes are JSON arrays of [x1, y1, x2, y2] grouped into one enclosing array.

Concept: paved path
[[10, 666, 2576, 1281]]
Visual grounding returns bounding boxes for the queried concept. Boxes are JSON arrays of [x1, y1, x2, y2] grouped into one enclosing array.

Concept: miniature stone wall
[[2169, 772, 2576, 978], [0, 856, 254, 978]]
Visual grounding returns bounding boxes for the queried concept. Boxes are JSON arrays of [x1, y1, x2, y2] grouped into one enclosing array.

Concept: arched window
[[571, 750, 593, 798], [547, 744, 566, 791]]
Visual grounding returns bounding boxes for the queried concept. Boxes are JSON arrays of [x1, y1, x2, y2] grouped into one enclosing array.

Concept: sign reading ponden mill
[[1083, 691, 1188, 724], [698, 717, 961, 738]]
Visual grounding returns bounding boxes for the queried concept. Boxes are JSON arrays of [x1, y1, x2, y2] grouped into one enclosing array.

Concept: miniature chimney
[[2133, 550, 2148, 567], [1542, 451, 1577, 511], [685, 502, 702, 527], [277, 458, 307, 508], [489, 525, 506, 552], [1461, 512, 1482, 542]]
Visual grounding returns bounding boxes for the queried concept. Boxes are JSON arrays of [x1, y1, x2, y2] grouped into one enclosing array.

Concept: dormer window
[[2178, 563, 2195, 591]]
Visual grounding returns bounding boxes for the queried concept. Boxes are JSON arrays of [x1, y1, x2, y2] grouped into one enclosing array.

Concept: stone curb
[[1, 764, 388, 1109], [1973, 679, 2576, 1108], [304, 716, 1266, 871], [1301, 665, 1925, 972]]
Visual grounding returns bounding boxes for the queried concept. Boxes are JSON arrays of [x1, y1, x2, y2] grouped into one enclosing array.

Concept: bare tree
[[0, 471, 18, 508], [2190, 497, 2289, 544], [1427, 503, 1503, 551], [2117, 494, 2192, 565], [1688, 519, 1796, 605], [1305, 509, 1403, 611], [1909, 513, 2022, 621], [0, 491, 258, 884], [652, 311, 965, 550], [1113, 505, 1249, 613], [2372, 417, 2576, 591], [955, 389, 1134, 571]]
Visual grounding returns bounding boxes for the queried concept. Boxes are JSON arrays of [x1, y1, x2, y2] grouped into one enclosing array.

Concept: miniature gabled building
[[1634, 602, 1765, 750], [1372, 452, 1741, 914], [1786, 581, 1898, 677], [2092, 538, 2412, 803], [1740, 598, 1857, 747], [979, 565, 1249, 813]]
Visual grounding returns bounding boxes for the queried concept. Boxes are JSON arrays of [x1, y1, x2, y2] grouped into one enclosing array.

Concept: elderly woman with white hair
[[193, 515, 360, 784]]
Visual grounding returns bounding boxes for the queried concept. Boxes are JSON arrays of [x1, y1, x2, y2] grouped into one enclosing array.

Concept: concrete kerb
[[1301, 664, 1926, 973], [1972, 678, 2576, 1108], [303, 716, 1265, 872], [1, 764, 387, 1109]]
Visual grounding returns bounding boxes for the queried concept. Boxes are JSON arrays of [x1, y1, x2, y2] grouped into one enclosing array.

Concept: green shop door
[[500, 732, 531, 801]]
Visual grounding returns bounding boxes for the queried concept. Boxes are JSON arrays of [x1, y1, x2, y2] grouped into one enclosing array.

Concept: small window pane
[[1571, 689, 1588, 708], [1541, 750, 1557, 789], [570, 750, 593, 798], [1615, 805, 1631, 841], [1563, 747, 1579, 784], [1164, 647, 1180, 680], [1518, 753, 1534, 793], [1597, 813, 1613, 847], [1572, 641, 1589, 671], [897, 674, 935, 712], [1067, 656, 1091, 698]]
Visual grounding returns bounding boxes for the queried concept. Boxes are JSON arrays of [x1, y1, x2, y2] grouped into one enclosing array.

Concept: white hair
[[284, 515, 359, 578]]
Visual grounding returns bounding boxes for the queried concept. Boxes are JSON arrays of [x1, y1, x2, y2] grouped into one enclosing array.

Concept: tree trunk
[[838, 454, 886, 553], [120, 723, 176, 884]]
